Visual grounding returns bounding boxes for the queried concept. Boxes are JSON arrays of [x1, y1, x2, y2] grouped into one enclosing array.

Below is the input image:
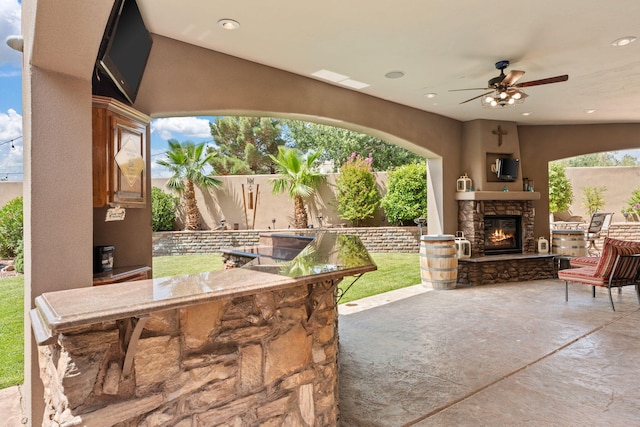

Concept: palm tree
[[269, 146, 326, 229], [156, 140, 222, 230]]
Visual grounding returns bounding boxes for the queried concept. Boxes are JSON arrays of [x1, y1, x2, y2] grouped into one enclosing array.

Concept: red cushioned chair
[[558, 238, 640, 311], [569, 256, 599, 268]]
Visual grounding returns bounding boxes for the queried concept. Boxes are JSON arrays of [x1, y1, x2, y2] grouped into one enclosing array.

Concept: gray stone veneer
[[153, 227, 421, 256]]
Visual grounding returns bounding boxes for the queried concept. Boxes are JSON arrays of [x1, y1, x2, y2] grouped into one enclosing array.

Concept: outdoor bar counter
[[30, 232, 376, 426]]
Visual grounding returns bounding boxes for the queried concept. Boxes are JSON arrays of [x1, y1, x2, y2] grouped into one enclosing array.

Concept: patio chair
[[559, 238, 640, 311], [584, 212, 613, 255]]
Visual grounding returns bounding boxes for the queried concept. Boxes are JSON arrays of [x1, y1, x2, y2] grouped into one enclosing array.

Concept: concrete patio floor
[[3, 279, 640, 426], [338, 279, 640, 427]]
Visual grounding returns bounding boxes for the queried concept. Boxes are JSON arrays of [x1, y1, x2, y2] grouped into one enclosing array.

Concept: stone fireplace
[[455, 195, 554, 286], [458, 198, 535, 258], [453, 121, 554, 286]]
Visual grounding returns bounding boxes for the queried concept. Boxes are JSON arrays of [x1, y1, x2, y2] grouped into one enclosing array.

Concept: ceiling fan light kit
[[481, 89, 527, 108], [451, 60, 568, 109]]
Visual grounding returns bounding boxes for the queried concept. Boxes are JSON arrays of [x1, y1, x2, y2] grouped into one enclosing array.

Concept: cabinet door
[[111, 115, 147, 207]]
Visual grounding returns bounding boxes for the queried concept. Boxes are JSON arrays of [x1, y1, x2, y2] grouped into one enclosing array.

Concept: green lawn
[[152, 254, 225, 277], [0, 276, 24, 389], [0, 252, 420, 389], [337, 252, 420, 303]]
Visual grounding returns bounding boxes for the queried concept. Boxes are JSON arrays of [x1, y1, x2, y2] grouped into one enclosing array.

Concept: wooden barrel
[[420, 235, 458, 290], [551, 230, 587, 256]]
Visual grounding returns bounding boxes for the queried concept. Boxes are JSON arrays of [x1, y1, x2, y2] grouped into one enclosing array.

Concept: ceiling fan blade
[[516, 74, 569, 88], [501, 70, 525, 86], [449, 87, 491, 92], [460, 91, 494, 104]]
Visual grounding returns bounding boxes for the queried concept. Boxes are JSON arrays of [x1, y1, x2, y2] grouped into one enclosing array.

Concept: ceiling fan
[[451, 60, 569, 107]]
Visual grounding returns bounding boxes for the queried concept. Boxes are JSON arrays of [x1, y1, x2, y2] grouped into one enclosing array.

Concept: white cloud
[[151, 117, 212, 141], [0, 0, 21, 67], [0, 108, 21, 139], [0, 108, 23, 180]]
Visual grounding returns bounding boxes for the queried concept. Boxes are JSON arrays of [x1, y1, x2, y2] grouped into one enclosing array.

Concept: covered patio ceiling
[[138, 0, 640, 126]]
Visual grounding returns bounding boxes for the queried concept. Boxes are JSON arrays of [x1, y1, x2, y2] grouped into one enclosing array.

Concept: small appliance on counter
[[94, 245, 115, 273]]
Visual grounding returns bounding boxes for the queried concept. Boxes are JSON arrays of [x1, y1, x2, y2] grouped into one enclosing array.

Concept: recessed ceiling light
[[521, 112, 531, 116], [611, 36, 636, 47], [218, 19, 240, 30], [585, 109, 596, 114], [425, 93, 438, 98], [385, 71, 405, 79]]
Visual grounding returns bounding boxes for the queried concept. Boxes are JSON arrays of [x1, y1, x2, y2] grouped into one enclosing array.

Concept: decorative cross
[[492, 125, 508, 146]]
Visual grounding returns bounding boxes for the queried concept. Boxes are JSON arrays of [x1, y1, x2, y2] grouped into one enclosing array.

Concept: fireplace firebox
[[484, 215, 522, 254]]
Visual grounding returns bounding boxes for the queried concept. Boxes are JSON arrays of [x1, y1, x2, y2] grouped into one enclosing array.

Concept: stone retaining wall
[[38, 280, 340, 426], [152, 224, 640, 258], [606, 223, 640, 242], [153, 226, 422, 256]]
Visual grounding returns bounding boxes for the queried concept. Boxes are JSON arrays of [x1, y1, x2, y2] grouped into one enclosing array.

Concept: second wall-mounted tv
[[496, 158, 519, 181], [95, 0, 152, 104]]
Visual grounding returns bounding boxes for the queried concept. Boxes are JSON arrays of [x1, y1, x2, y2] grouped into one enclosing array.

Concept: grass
[[337, 252, 420, 303], [0, 275, 24, 389], [152, 254, 224, 278], [0, 252, 419, 389]]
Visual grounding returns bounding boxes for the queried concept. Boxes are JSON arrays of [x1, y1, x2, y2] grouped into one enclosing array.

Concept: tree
[[283, 120, 422, 171], [582, 186, 606, 217], [618, 154, 639, 166], [335, 153, 381, 226], [156, 140, 222, 230], [380, 162, 427, 225], [269, 147, 327, 229], [548, 162, 573, 213], [209, 116, 285, 174], [559, 151, 638, 167]]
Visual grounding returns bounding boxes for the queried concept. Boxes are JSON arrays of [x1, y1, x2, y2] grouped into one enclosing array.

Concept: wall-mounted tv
[[496, 158, 519, 181], [94, 0, 152, 104]]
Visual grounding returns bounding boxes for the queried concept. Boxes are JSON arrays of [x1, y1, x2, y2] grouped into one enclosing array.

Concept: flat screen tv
[[496, 158, 519, 181], [95, 0, 152, 104]]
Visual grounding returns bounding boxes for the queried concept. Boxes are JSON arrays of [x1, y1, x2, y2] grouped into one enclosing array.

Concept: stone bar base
[[457, 254, 555, 286], [37, 280, 340, 426]]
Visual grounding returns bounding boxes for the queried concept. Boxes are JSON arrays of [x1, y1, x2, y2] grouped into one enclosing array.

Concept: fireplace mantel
[[455, 191, 540, 201]]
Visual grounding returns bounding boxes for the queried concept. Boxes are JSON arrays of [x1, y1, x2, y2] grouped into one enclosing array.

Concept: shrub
[[14, 240, 24, 273], [582, 186, 606, 217], [152, 187, 178, 231], [381, 162, 427, 225], [548, 162, 573, 213], [335, 153, 381, 226], [0, 197, 23, 258], [622, 188, 640, 219]]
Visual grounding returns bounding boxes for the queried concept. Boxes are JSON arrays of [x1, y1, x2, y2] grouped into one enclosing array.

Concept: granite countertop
[[31, 232, 376, 343]]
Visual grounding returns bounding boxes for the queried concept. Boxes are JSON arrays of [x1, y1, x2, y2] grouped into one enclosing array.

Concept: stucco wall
[[151, 172, 390, 230], [565, 166, 640, 220], [0, 182, 22, 207]]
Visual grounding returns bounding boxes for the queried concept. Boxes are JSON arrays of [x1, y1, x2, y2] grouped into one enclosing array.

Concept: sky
[[1, 0, 639, 182]]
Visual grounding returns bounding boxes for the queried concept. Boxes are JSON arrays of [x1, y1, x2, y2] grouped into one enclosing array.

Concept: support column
[[23, 69, 94, 427]]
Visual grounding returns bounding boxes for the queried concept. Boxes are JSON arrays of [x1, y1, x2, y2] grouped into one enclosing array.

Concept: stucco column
[[23, 68, 94, 427]]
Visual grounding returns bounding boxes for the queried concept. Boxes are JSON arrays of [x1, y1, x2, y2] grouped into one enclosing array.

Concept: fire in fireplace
[[484, 215, 522, 254]]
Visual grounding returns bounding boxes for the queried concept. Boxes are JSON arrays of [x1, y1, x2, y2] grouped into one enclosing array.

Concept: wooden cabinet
[[92, 96, 151, 208]]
